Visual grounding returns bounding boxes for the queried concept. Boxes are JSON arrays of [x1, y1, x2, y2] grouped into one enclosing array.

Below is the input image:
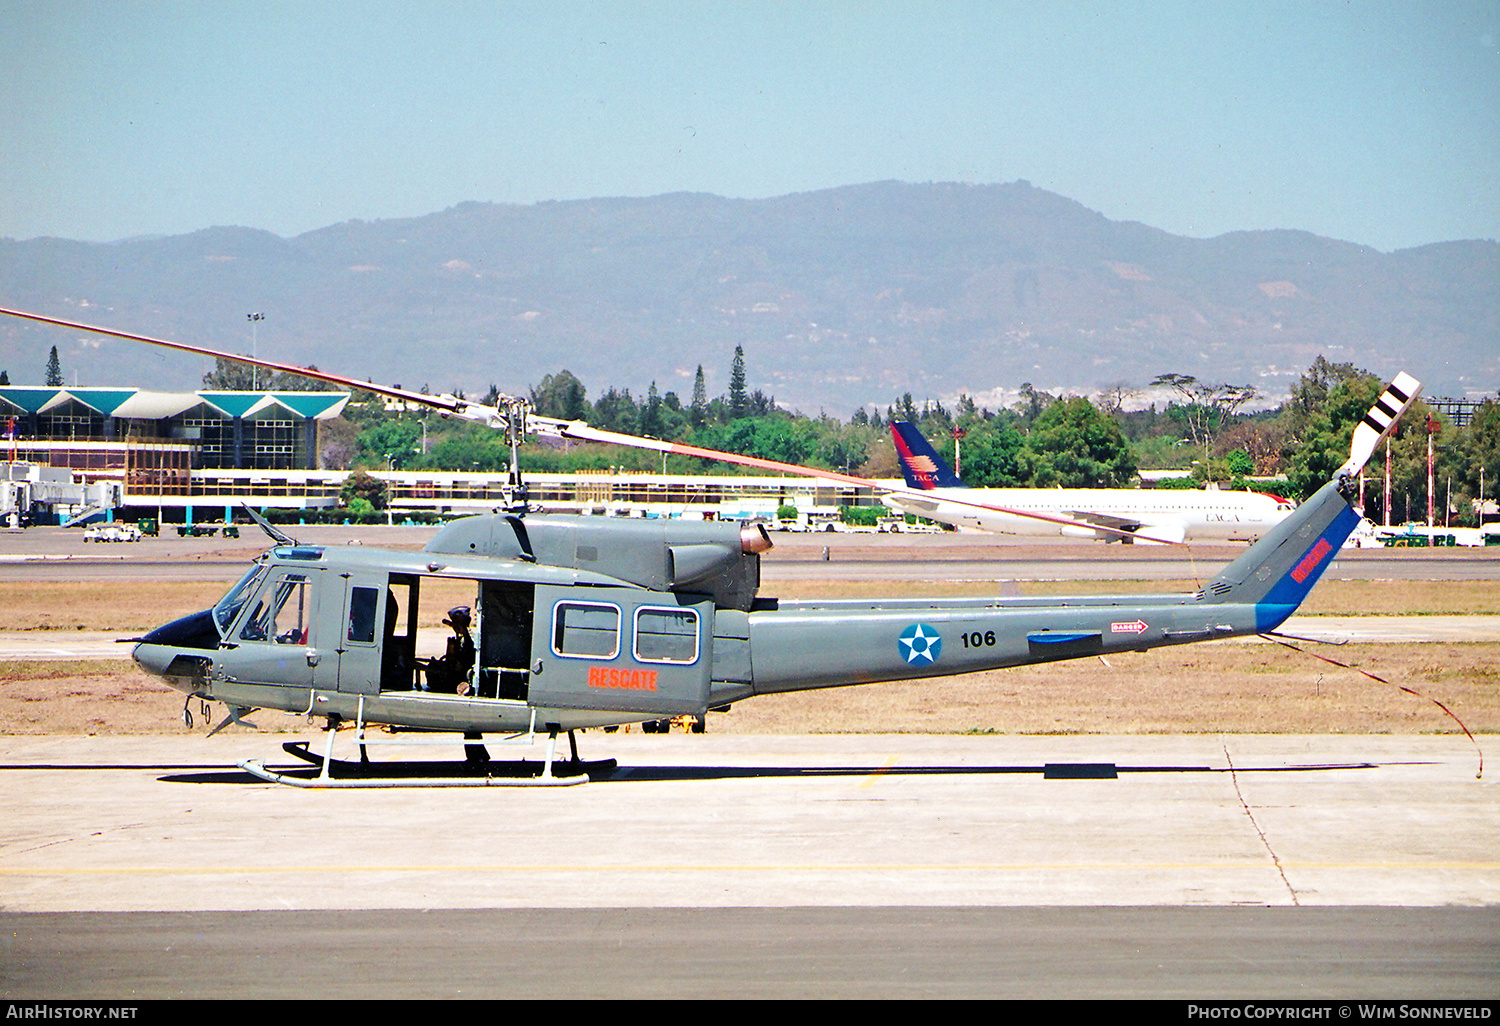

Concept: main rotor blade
[[0, 303, 1161, 541], [540, 420, 1160, 541], [0, 305, 512, 424]]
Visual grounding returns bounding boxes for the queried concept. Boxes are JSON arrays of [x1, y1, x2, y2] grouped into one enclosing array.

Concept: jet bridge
[[1, 462, 121, 527]]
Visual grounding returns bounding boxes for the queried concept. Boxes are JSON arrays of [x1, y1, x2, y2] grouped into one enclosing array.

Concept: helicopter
[[0, 306, 1420, 786]]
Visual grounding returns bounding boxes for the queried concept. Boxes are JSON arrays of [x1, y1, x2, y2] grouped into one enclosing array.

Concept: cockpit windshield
[[213, 563, 270, 634]]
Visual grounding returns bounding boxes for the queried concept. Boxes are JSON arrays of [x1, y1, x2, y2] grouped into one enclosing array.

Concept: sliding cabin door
[[528, 585, 712, 717]]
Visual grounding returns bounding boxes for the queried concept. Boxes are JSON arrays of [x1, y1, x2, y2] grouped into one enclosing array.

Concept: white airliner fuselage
[[882, 486, 1296, 544]]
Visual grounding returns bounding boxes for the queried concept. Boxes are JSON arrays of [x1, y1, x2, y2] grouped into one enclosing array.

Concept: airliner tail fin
[[890, 422, 966, 490]]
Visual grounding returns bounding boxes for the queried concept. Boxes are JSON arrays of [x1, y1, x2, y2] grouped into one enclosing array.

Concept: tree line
[[14, 344, 1499, 525], [323, 351, 1498, 525]]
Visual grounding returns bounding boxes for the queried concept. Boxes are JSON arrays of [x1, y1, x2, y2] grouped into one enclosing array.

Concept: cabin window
[[551, 601, 620, 660], [347, 586, 380, 644], [633, 606, 700, 665]]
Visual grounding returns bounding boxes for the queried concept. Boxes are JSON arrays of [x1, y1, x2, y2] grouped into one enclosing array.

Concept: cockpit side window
[[214, 564, 269, 634], [239, 573, 311, 645]]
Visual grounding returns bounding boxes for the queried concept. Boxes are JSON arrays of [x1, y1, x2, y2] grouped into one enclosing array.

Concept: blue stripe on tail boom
[[1254, 504, 1362, 632]]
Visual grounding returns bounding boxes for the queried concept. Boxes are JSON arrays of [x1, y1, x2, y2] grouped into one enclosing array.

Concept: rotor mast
[[501, 396, 529, 514]]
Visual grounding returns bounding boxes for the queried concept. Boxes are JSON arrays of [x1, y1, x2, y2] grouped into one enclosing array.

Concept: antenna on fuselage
[[244, 504, 297, 546]]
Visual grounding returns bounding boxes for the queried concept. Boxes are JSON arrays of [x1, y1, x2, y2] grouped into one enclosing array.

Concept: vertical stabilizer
[[1203, 371, 1420, 631], [890, 422, 966, 490], [1202, 478, 1362, 630]]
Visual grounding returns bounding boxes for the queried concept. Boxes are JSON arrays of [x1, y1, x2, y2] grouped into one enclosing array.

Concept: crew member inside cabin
[[423, 606, 476, 695]]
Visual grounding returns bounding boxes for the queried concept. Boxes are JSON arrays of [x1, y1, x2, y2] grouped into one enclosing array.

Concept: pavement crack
[[1224, 743, 1300, 906], [1, 836, 76, 859]]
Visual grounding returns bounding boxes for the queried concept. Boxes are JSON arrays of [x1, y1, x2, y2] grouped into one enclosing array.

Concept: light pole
[[1427, 415, 1439, 528], [247, 313, 264, 390]]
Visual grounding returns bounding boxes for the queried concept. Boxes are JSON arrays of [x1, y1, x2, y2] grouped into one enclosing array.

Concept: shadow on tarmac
[[69, 758, 1409, 785], [597, 760, 1387, 782]]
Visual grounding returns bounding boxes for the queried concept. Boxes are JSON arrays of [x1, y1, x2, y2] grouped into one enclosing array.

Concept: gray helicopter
[[0, 307, 1420, 786]]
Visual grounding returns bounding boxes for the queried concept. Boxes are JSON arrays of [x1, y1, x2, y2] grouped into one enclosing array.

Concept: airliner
[[887, 422, 1296, 543]]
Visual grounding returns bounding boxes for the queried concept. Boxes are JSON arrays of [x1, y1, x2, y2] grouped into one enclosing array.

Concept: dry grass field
[[1, 577, 1495, 737], [2, 577, 1496, 632]]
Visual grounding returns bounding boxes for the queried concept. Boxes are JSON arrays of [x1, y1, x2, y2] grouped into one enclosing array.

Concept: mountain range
[[2, 180, 1495, 415]]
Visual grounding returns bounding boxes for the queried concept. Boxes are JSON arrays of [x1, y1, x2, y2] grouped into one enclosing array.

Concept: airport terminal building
[[1, 386, 878, 524]]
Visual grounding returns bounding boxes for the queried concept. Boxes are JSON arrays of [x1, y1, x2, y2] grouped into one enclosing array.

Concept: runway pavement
[[3, 525, 1497, 998], [3, 732, 1494, 912], [1, 732, 1495, 998], [3, 905, 1496, 999]]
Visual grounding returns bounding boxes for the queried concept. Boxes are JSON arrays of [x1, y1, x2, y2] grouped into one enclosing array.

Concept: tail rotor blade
[[1339, 372, 1421, 479]]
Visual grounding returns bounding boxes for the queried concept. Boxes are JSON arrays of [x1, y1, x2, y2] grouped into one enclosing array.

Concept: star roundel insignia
[[898, 622, 942, 666]]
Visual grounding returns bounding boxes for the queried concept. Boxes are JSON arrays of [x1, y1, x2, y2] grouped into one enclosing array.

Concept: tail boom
[[748, 370, 1419, 695]]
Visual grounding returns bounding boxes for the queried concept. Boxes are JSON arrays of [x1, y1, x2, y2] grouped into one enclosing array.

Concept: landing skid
[[237, 697, 613, 788], [237, 740, 613, 788]]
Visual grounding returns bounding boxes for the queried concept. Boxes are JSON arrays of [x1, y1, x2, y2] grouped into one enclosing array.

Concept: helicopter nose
[[131, 640, 173, 677], [139, 608, 220, 650], [132, 641, 214, 695], [132, 609, 220, 693]]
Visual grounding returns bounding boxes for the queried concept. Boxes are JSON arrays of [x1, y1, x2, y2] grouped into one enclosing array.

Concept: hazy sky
[[2, 1, 1496, 252]]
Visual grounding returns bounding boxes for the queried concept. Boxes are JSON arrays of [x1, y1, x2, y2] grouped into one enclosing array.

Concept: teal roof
[[0, 387, 58, 414], [197, 392, 265, 418], [0, 387, 349, 420], [267, 392, 349, 419]]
